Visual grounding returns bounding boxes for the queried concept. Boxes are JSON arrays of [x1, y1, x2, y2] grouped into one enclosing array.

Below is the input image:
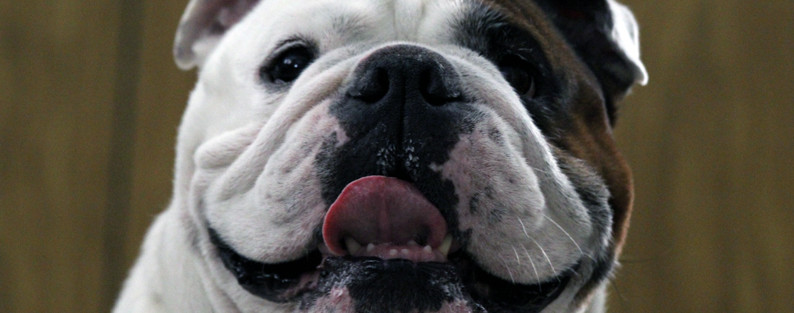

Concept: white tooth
[[345, 237, 361, 254], [439, 235, 453, 256], [366, 243, 375, 252], [401, 248, 410, 255], [408, 240, 418, 246], [423, 245, 432, 253], [389, 249, 398, 256]]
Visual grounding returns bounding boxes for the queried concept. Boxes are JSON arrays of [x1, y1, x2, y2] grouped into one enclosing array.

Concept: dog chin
[[212, 226, 577, 313]]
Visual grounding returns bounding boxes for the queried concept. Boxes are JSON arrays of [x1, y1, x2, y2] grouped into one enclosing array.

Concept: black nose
[[348, 45, 462, 107], [321, 45, 473, 203]]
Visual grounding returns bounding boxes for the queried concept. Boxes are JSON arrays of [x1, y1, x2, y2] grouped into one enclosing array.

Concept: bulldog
[[114, 0, 647, 312]]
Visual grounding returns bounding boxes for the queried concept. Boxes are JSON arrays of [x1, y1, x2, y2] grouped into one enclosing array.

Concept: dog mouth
[[210, 176, 574, 312]]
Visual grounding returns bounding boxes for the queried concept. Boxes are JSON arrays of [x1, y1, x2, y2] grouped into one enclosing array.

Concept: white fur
[[607, 0, 649, 85]]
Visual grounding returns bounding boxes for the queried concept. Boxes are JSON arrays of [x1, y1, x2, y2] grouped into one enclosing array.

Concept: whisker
[[501, 258, 517, 284], [517, 218, 530, 238], [543, 213, 587, 259], [520, 245, 541, 290], [530, 237, 558, 281], [512, 246, 522, 265], [529, 165, 553, 175], [518, 217, 558, 282]]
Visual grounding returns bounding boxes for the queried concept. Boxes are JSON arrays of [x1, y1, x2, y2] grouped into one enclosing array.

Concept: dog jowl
[[114, 0, 647, 312]]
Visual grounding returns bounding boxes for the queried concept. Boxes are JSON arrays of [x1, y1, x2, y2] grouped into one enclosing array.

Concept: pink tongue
[[322, 176, 447, 256]]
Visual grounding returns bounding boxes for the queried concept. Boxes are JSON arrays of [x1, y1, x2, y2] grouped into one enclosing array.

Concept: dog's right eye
[[261, 46, 316, 84], [498, 56, 536, 98]]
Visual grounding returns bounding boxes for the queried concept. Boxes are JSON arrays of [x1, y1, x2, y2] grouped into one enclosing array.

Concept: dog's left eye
[[498, 57, 536, 98], [261, 46, 316, 84]]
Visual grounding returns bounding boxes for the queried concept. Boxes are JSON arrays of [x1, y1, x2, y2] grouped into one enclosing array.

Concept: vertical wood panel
[[100, 0, 144, 311], [612, 1, 794, 312], [120, 0, 196, 284], [0, 1, 122, 312]]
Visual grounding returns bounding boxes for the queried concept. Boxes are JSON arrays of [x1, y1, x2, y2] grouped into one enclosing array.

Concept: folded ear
[[535, 0, 648, 119], [606, 0, 648, 86], [173, 0, 260, 70]]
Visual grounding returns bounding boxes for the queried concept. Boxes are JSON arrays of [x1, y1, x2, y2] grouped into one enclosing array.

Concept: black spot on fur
[[487, 205, 506, 224], [469, 193, 481, 214], [487, 127, 503, 145], [306, 257, 473, 313]]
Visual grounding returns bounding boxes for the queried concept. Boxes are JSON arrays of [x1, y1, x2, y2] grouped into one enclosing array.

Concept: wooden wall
[[0, 1, 791, 312], [612, 1, 794, 312]]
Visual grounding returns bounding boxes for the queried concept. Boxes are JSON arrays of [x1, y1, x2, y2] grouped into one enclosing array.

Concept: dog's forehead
[[244, 0, 456, 39], [235, 0, 553, 53]]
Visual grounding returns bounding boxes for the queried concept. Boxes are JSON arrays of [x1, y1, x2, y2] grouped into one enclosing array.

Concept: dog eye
[[498, 57, 536, 97], [261, 46, 315, 84]]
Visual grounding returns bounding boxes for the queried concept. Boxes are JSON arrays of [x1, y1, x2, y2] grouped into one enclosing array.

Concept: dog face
[[171, 0, 646, 312]]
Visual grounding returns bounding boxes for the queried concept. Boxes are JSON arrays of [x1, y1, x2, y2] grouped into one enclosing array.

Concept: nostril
[[348, 45, 463, 108], [349, 67, 390, 103], [420, 66, 461, 106]]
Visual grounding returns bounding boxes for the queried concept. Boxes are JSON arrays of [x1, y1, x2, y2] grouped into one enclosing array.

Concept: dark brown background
[[1, 1, 792, 312]]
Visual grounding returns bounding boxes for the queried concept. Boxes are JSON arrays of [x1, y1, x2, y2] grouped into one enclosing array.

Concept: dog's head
[[171, 0, 646, 312]]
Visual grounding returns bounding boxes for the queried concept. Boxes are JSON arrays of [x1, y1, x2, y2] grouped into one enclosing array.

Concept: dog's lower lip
[[209, 228, 323, 302], [211, 226, 572, 311]]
